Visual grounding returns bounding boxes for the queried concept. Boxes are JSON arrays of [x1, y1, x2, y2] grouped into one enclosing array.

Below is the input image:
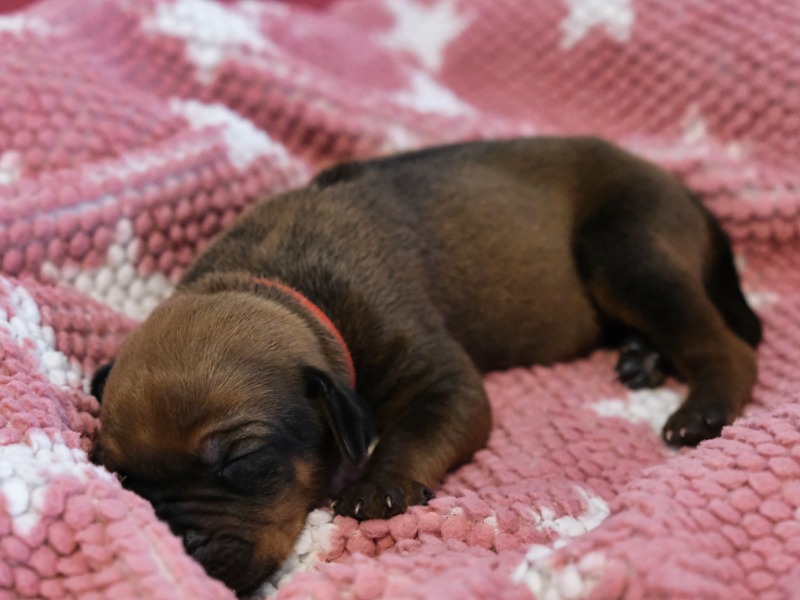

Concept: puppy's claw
[[333, 477, 433, 520]]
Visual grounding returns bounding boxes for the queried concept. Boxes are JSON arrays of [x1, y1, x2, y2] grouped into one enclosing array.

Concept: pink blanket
[[1, 1, 799, 598]]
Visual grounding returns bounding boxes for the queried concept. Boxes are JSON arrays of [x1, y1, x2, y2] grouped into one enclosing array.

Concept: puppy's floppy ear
[[90, 363, 114, 402], [303, 366, 375, 465]]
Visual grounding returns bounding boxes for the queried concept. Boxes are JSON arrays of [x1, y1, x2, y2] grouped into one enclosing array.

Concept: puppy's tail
[[703, 213, 762, 347]]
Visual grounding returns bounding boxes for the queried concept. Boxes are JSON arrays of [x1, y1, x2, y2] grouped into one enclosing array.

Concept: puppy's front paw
[[662, 401, 732, 446], [332, 477, 435, 520]]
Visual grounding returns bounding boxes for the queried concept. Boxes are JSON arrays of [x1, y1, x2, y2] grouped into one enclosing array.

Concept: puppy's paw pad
[[333, 478, 434, 521], [663, 402, 732, 446], [615, 338, 668, 389]]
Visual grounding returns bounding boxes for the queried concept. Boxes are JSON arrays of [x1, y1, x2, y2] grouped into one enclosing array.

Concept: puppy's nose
[[191, 533, 263, 593]]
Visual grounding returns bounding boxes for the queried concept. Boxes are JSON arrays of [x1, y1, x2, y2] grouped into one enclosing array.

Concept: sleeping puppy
[[91, 137, 761, 595]]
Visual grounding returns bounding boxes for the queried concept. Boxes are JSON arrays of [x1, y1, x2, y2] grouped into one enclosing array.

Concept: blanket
[[1, 0, 799, 598]]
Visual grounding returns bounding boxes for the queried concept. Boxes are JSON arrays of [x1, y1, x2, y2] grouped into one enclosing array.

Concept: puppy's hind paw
[[662, 401, 732, 446], [332, 477, 435, 521], [615, 336, 670, 389]]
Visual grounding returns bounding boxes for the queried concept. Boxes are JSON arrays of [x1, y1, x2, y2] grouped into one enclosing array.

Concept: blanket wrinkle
[[1, 1, 800, 599]]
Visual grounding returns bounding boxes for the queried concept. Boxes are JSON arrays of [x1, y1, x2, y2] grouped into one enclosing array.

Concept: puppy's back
[[307, 137, 670, 369], [183, 137, 707, 371]]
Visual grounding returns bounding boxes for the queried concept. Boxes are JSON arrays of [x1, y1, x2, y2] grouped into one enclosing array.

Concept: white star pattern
[[144, 0, 274, 83], [170, 99, 295, 171], [560, 0, 635, 49], [255, 509, 337, 596], [380, 0, 474, 72], [683, 104, 709, 145], [682, 105, 750, 160], [513, 488, 611, 599], [590, 388, 683, 435], [745, 290, 780, 310], [394, 70, 474, 116], [0, 432, 111, 536], [41, 219, 173, 321], [0, 151, 21, 185], [0, 280, 85, 390], [0, 14, 51, 37]]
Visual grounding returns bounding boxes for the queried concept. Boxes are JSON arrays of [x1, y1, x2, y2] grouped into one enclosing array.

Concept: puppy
[[91, 137, 761, 595]]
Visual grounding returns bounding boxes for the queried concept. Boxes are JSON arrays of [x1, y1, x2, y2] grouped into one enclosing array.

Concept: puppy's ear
[[90, 363, 114, 402], [303, 366, 375, 465]]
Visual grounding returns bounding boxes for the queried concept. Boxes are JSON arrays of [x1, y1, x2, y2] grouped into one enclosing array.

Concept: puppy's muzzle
[[146, 490, 276, 595], [156, 506, 273, 595], [186, 531, 274, 596]]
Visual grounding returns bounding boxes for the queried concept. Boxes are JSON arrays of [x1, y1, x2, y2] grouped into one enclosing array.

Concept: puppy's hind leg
[[576, 209, 758, 446]]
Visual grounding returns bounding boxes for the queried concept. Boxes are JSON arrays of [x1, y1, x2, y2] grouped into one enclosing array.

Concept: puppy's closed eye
[[217, 445, 293, 496]]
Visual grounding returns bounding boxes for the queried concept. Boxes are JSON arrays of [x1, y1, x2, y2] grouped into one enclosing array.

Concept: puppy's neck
[[181, 272, 356, 387], [253, 277, 356, 386]]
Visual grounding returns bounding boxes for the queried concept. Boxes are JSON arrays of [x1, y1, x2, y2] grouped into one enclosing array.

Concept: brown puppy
[[91, 137, 761, 595]]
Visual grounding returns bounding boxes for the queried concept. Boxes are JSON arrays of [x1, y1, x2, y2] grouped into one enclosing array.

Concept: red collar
[[254, 278, 356, 387]]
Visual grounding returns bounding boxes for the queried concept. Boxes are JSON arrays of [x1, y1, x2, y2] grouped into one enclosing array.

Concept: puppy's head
[[92, 286, 373, 595]]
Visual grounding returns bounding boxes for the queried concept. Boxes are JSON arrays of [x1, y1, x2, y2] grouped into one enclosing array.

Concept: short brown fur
[[93, 137, 760, 595]]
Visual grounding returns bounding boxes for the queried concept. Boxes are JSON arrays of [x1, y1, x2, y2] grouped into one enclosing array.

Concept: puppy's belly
[[442, 264, 602, 372], [420, 183, 603, 372]]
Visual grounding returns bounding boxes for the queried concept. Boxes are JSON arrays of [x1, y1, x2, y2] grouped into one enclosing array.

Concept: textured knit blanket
[[1, 1, 800, 599]]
